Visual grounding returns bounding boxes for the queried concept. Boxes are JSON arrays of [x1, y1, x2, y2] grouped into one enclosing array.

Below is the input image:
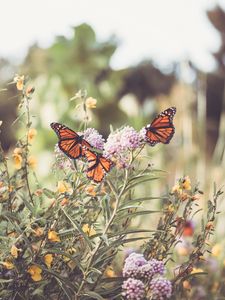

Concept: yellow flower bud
[[27, 265, 42, 281], [85, 97, 97, 109], [10, 245, 21, 258], [82, 224, 96, 237], [2, 261, 14, 269], [28, 156, 37, 169], [48, 230, 61, 242], [44, 254, 53, 268], [28, 128, 37, 143]]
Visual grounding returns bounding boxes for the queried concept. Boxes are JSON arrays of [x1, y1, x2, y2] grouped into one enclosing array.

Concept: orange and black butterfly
[[145, 107, 176, 146], [50, 122, 91, 159], [84, 149, 113, 183]]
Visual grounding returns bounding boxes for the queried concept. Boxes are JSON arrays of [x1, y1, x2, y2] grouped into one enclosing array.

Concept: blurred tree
[[0, 59, 19, 151], [118, 61, 175, 104], [206, 6, 225, 157]]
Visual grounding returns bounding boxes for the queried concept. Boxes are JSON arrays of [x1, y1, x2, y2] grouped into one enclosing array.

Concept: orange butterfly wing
[[145, 107, 176, 146], [85, 149, 113, 183], [50, 122, 91, 159]]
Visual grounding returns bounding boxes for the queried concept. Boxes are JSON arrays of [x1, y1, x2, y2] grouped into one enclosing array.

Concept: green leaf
[[115, 209, 160, 221], [119, 196, 165, 208], [108, 228, 155, 238], [125, 176, 160, 191], [43, 188, 55, 198], [60, 207, 93, 250]]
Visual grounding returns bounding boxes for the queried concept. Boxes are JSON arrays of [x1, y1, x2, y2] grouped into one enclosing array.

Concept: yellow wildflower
[[183, 280, 191, 290], [48, 230, 61, 242], [60, 198, 69, 206], [181, 176, 191, 190], [191, 267, 204, 274], [82, 224, 96, 237], [44, 254, 53, 268], [28, 128, 37, 143], [2, 261, 14, 269], [171, 183, 182, 194], [28, 156, 37, 169], [57, 181, 72, 194], [13, 149, 23, 169], [10, 245, 21, 258], [177, 246, 189, 256], [212, 243, 222, 257], [206, 221, 214, 230], [33, 227, 44, 237], [85, 97, 97, 109], [105, 267, 116, 277], [26, 86, 35, 97], [86, 185, 96, 196], [34, 189, 43, 197], [14, 74, 24, 91], [27, 265, 42, 281]]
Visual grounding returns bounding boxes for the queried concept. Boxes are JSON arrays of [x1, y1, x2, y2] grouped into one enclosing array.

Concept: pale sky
[[0, 0, 224, 71]]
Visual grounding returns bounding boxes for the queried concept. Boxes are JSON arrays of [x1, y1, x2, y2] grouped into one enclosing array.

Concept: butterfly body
[[50, 122, 91, 159], [85, 149, 113, 183], [145, 107, 176, 146]]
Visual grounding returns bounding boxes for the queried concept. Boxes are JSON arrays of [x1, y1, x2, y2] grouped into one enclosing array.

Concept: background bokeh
[[0, 1, 225, 227]]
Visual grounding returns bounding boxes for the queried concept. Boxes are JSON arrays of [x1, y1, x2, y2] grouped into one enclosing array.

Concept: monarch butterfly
[[84, 149, 113, 183], [145, 107, 176, 146], [50, 122, 91, 159]]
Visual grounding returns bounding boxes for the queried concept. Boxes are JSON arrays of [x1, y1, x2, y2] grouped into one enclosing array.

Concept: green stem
[[24, 95, 34, 204], [76, 169, 129, 298]]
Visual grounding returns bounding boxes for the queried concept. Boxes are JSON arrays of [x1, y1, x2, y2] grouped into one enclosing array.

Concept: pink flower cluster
[[122, 252, 172, 300]]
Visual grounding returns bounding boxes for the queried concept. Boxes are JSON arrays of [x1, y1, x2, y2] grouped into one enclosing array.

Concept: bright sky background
[[0, 0, 225, 71]]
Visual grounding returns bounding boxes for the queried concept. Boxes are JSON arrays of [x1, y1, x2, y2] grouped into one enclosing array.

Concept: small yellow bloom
[[26, 86, 35, 97], [181, 176, 191, 190], [85, 97, 97, 109], [57, 181, 72, 194], [212, 244, 222, 257], [44, 254, 53, 268], [105, 267, 116, 277], [34, 189, 43, 197], [13, 153, 22, 169], [2, 261, 14, 269], [14, 148, 22, 155], [28, 156, 37, 169], [27, 265, 42, 281], [86, 185, 96, 196], [177, 246, 189, 256], [171, 183, 182, 194], [33, 227, 44, 237], [48, 230, 61, 242], [10, 245, 21, 258], [82, 224, 96, 237], [60, 198, 69, 206], [28, 128, 37, 143], [14, 74, 24, 91], [191, 267, 204, 274], [183, 280, 191, 290], [206, 221, 214, 230]]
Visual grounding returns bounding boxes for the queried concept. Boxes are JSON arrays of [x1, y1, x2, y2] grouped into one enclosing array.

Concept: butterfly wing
[[145, 107, 176, 146], [50, 122, 90, 159], [85, 149, 113, 183]]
